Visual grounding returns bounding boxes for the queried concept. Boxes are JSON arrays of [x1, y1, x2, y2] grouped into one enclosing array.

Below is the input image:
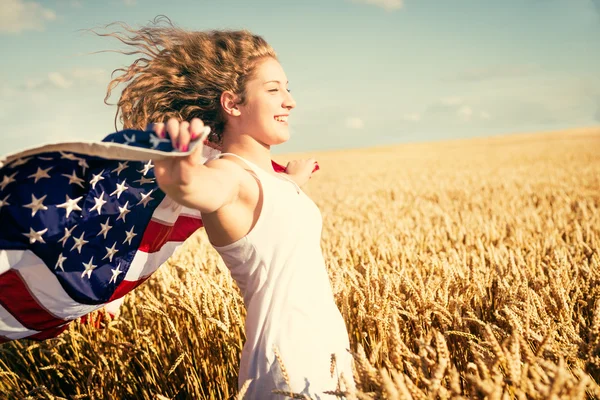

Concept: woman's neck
[[220, 132, 274, 172]]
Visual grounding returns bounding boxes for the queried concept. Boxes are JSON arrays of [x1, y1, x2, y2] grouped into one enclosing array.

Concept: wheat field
[[1, 127, 599, 399]]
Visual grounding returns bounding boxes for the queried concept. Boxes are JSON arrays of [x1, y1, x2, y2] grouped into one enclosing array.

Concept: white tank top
[[211, 153, 354, 399]]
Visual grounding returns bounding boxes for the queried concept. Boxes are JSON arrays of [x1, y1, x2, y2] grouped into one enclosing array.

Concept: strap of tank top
[[218, 152, 301, 194], [217, 153, 258, 171]]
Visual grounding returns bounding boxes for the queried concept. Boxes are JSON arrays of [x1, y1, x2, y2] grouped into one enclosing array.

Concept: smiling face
[[231, 57, 296, 146]]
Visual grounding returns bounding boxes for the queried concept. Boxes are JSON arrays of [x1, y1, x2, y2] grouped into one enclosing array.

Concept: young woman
[[106, 20, 355, 398]]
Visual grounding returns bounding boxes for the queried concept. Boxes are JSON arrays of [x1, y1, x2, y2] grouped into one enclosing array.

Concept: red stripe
[[108, 276, 149, 302], [272, 160, 286, 173], [0, 215, 203, 342], [27, 324, 69, 341], [0, 270, 67, 331], [139, 216, 203, 253], [270, 160, 319, 173], [108, 216, 201, 301]]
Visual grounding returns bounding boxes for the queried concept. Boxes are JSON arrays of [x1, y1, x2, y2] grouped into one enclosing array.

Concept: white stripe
[[151, 196, 182, 225], [0, 138, 216, 168], [102, 297, 126, 317], [0, 249, 17, 275], [122, 241, 184, 281], [7, 250, 104, 320], [180, 206, 202, 219], [0, 303, 41, 340], [151, 196, 202, 224]]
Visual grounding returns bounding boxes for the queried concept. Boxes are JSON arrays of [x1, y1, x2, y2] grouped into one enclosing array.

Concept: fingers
[[188, 126, 211, 165], [189, 118, 205, 140], [178, 121, 191, 152], [166, 118, 180, 150], [164, 118, 206, 152], [151, 122, 165, 137]]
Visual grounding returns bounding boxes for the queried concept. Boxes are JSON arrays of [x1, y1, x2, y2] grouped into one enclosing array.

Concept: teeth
[[275, 116, 288, 122]]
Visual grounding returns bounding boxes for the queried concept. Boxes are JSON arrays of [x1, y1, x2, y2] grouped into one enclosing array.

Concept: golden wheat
[[1, 127, 599, 399]]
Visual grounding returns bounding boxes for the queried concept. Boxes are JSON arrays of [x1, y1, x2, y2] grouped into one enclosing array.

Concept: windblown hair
[[99, 16, 277, 143]]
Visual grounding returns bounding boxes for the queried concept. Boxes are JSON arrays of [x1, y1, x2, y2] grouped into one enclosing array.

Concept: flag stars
[[23, 227, 48, 244], [117, 201, 131, 222], [138, 160, 154, 176], [149, 134, 169, 149], [134, 176, 155, 185], [60, 152, 80, 161], [81, 257, 97, 279], [112, 162, 129, 176], [109, 263, 123, 284], [123, 133, 136, 144], [90, 170, 105, 190], [55, 254, 67, 271], [110, 161, 129, 176], [89, 191, 107, 215], [123, 226, 137, 245], [62, 170, 85, 188], [103, 242, 119, 262], [97, 218, 113, 239], [137, 189, 155, 208], [57, 195, 83, 218], [28, 166, 53, 183], [78, 158, 89, 173], [23, 194, 48, 217], [58, 225, 77, 247], [70, 231, 89, 254], [0, 172, 18, 190], [10, 157, 31, 167], [0, 194, 10, 210], [110, 180, 129, 199]]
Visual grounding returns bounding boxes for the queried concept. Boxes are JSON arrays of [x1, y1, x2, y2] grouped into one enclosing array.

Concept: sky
[[0, 0, 599, 156]]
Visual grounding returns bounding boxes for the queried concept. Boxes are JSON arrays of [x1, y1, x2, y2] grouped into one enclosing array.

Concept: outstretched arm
[[153, 118, 243, 213], [284, 158, 320, 187]]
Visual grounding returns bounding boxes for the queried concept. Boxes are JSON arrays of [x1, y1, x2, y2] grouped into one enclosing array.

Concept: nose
[[283, 90, 296, 110]]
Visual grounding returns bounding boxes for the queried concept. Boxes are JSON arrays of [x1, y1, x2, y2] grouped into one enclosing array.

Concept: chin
[[268, 129, 290, 145]]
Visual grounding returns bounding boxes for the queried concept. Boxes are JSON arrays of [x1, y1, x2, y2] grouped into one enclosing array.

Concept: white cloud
[[425, 96, 491, 123], [71, 68, 108, 84], [351, 0, 404, 11], [449, 64, 540, 82], [401, 113, 421, 122], [345, 117, 365, 129], [472, 75, 600, 127], [440, 96, 463, 106], [0, 0, 56, 34], [48, 72, 73, 89], [16, 68, 107, 92], [458, 105, 473, 122]]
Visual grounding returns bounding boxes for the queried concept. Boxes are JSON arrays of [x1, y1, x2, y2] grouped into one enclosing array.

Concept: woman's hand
[[153, 117, 207, 152], [151, 118, 211, 208], [284, 158, 319, 187]]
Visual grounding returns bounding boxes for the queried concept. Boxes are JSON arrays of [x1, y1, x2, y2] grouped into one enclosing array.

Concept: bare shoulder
[[203, 157, 256, 197], [203, 157, 248, 180]]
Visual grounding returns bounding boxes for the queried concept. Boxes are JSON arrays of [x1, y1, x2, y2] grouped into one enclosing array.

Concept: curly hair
[[98, 16, 277, 144]]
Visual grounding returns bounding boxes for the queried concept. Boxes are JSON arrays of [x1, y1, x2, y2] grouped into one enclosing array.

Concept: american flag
[[0, 129, 286, 343]]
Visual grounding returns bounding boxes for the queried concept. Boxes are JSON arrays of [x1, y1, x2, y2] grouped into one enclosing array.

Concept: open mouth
[[274, 115, 288, 123]]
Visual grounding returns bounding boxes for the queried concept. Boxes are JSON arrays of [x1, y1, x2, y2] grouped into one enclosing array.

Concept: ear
[[221, 91, 242, 117]]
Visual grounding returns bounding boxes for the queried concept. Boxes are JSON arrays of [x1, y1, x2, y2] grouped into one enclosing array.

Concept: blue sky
[[0, 0, 599, 155]]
